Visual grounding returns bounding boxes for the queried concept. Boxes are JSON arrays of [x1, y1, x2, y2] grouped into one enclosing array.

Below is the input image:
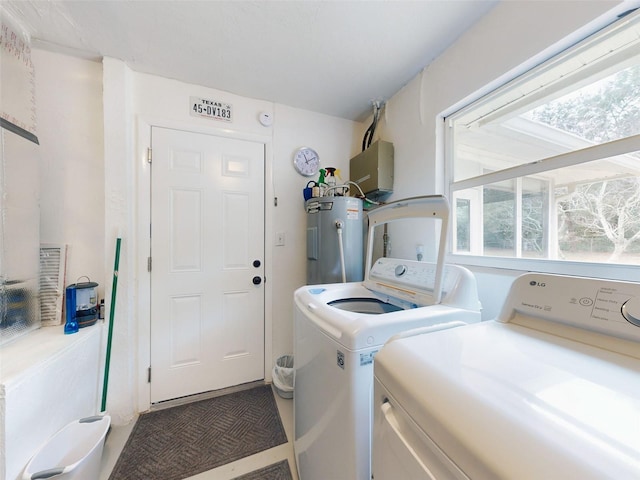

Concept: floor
[[99, 385, 299, 480]]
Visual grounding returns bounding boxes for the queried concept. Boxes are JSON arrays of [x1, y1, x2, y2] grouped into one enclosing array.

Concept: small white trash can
[[22, 415, 111, 480], [272, 354, 294, 399]]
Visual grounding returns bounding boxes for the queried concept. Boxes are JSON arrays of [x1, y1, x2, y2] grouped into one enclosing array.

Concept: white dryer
[[373, 272, 640, 480], [293, 196, 482, 480]]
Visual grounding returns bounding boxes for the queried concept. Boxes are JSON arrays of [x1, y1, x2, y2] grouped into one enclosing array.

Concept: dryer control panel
[[498, 273, 640, 342]]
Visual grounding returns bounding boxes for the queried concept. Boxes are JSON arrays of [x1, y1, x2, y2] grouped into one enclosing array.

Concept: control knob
[[621, 297, 640, 327], [395, 265, 407, 277]]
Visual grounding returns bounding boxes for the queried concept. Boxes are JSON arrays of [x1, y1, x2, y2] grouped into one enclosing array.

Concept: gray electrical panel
[[349, 140, 393, 201]]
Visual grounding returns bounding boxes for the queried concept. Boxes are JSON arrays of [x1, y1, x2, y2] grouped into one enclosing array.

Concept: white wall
[[34, 50, 105, 298], [371, 0, 631, 318], [101, 57, 137, 426]]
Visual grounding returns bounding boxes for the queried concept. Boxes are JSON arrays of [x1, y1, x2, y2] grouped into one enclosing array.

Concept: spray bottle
[[325, 167, 337, 196], [317, 169, 327, 197]]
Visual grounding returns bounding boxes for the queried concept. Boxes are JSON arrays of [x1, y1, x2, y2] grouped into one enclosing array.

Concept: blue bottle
[[64, 286, 79, 334]]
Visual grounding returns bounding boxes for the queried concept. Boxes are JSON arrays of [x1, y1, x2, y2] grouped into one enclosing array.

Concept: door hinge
[[147, 256, 152, 272], [147, 147, 152, 163], [148, 367, 152, 383]]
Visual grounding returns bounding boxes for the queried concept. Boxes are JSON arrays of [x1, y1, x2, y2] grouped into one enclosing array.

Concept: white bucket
[[22, 415, 111, 480]]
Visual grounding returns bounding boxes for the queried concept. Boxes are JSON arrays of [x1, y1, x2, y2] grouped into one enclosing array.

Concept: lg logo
[[529, 280, 546, 287]]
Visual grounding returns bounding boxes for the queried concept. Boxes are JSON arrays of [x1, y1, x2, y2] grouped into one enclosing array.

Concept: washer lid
[[375, 321, 640, 479], [365, 195, 449, 304]]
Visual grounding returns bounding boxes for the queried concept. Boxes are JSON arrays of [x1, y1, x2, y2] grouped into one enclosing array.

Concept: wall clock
[[293, 147, 320, 177]]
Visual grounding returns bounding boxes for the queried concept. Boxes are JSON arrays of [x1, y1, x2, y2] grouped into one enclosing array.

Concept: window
[[447, 10, 640, 269]]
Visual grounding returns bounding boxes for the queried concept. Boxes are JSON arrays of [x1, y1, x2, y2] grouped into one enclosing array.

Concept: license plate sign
[[190, 96, 232, 122]]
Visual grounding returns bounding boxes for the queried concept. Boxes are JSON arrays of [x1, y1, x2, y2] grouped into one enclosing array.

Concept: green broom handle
[[101, 237, 121, 412]]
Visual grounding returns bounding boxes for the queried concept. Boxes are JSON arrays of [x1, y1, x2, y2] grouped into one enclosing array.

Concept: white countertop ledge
[[0, 325, 102, 390]]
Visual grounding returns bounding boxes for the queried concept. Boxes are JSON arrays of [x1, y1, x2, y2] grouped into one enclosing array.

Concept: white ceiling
[[3, 0, 497, 121]]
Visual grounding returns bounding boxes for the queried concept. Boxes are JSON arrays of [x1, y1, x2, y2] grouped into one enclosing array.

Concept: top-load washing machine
[[373, 272, 640, 480], [293, 195, 482, 480]]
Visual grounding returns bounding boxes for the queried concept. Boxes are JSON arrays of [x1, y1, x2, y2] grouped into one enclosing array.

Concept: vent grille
[[39, 244, 67, 326]]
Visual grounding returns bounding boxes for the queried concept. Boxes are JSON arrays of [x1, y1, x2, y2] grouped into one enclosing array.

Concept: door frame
[[135, 117, 274, 412]]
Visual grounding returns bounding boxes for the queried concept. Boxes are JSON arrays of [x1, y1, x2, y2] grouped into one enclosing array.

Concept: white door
[[150, 126, 265, 403]]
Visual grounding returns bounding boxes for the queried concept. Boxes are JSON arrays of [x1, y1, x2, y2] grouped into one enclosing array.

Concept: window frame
[[444, 10, 640, 282]]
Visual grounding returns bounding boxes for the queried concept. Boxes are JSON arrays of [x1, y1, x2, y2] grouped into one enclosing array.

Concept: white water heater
[[306, 196, 364, 284]]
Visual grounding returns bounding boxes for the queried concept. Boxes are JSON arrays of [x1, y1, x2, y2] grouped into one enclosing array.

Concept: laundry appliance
[[373, 272, 640, 480], [293, 195, 482, 480]]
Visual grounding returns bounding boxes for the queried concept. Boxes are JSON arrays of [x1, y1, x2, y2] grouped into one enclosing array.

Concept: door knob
[[253, 260, 261, 268], [252, 276, 262, 285]]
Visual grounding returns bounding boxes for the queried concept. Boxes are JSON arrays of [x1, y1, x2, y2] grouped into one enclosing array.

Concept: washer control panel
[[499, 273, 640, 341], [366, 258, 459, 306], [370, 258, 447, 288]]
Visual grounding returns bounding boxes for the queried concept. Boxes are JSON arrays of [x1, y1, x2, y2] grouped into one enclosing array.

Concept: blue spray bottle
[[64, 286, 79, 334]]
